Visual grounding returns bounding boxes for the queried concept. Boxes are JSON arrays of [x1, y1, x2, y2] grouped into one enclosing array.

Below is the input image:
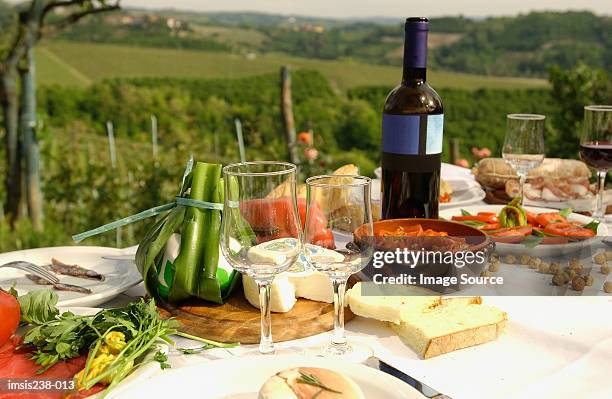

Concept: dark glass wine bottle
[[381, 17, 443, 220]]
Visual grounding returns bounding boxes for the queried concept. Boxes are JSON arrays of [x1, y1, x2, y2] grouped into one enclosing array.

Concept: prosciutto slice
[[0, 337, 104, 399]]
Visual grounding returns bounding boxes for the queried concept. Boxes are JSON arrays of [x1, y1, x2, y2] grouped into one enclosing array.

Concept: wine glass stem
[[257, 279, 274, 354], [594, 170, 607, 220], [518, 172, 527, 205], [331, 278, 348, 348]]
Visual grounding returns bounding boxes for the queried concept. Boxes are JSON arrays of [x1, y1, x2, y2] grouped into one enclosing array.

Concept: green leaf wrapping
[[169, 163, 222, 302]]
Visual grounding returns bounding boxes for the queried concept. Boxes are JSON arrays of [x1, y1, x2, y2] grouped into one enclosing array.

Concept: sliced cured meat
[[0, 338, 104, 399]]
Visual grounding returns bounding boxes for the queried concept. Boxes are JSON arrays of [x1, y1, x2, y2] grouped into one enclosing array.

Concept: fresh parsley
[[460, 209, 472, 216], [559, 207, 573, 218], [583, 220, 600, 234], [17, 290, 59, 325], [153, 351, 171, 370]]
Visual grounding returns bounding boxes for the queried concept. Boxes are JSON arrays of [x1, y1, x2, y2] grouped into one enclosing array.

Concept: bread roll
[[473, 158, 591, 189], [258, 367, 365, 399]]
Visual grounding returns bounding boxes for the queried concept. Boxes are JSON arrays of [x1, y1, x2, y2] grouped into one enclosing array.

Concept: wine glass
[[579, 105, 612, 220], [502, 114, 545, 204], [302, 175, 374, 357], [220, 161, 302, 354]]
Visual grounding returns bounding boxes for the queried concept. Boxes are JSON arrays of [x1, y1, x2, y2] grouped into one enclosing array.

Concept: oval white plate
[[439, 185, 486, 210], [0, 246, 142, 307], [440, 205, 608, 257], [114, 355, 424, 399]]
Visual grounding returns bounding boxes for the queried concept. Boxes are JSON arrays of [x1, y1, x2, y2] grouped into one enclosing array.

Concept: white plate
[[370, 178, 485, 209], [440, 205, 608, 256], [114, 355, 424, 399], [439, 185, 486, 210], [0, 246, 142, 307]]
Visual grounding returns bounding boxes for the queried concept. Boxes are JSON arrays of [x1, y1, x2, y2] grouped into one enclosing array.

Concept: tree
[[548, 62, 612, 157], [1, 0, 120, 229]]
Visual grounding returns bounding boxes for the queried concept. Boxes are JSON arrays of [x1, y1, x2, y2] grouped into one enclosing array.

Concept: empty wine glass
[[220, 161, 302, 354], [502, 114, 545, 204], [302, 175, 374, 357], [579, 105, 612, 220]]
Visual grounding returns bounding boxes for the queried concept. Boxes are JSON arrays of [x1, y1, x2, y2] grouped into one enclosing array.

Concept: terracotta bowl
[[354, 218, 495, 293]]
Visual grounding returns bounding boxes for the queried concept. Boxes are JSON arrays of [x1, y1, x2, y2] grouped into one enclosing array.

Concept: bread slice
[[390, 301, 507, 359], [345, 282, 483, 324], [345, 282, 441, 324]]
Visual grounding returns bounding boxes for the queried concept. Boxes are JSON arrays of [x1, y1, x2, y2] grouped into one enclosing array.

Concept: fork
[[0, 261, 60, 284]]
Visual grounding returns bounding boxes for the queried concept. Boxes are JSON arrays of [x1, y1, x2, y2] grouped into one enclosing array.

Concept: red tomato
[[312, 227, 335, 249], [0, 289, 20, 347], [543, 222, 595, 239], [241, 197, 333, 248], [480, 223, 500, 231], [489, 226, 533, 243], [452, 212, 498, 224], [525, 211, 538, 225], [536, 212, 566, 227]]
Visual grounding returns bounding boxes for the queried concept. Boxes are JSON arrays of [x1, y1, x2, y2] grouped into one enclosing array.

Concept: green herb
[[522, 235, 544, 248], [460, 209, 472, 216], [17, 290, 59, 325], [582, 220, 600, 234], [559, 207, 573, 218], [177, 340, 239, 355], [457, 220, 488, 228], [297, 371, 342, 394], [19, 296, 237, 397], [153, 351, 171, 370]]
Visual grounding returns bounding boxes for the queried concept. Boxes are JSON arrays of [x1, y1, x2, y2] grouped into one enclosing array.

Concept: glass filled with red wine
[[579, 105, 612, 220]]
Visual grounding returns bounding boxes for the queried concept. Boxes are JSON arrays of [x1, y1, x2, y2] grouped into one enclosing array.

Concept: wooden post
[[106, 121, 117, 168], [234, 118, 246, 163], [280, 66, 299, 165], [105, 120, 121, 247], [151, 115, 158, 162], [450, 138, 461, 165], [20, 47, 43, 231]]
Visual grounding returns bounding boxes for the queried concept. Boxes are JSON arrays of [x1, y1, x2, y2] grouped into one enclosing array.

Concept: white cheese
[[242, 241, 341, 313]]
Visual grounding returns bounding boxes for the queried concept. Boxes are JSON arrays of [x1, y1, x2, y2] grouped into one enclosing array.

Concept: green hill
[[36, 41, 547, 91]]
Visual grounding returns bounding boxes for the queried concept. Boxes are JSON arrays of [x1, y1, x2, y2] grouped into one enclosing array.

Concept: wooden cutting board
[[158, 283, 354, 344]]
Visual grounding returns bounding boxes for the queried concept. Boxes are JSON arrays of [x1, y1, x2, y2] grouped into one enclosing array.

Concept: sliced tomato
[[536, 212, 567, 227], [480, 223, 500, 231], [488, 226, 533, 243], [311, 227, 335, 249], [543, 222, 595, 239], [525, 211, 539, 225], [452, 212, 499, 224]]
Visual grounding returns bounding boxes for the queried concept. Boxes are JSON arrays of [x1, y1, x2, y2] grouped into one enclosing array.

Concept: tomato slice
[[525, 211, 538, 225], [452, 212, 499, 224], [488, 226, 533, 243], [480, 223, 500, 231], [543, 222, 595, 239], [536, 212, 567, 227]]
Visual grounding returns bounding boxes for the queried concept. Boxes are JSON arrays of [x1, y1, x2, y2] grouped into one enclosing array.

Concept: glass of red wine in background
[[579, 105, 612, 220], [502, 114, 545, 205]]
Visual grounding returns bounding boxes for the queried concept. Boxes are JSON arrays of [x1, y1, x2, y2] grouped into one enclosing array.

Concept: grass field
[[36, 41, 548, 91]]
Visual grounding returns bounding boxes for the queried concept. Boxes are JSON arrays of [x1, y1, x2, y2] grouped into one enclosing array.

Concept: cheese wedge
[[390, 301, 507, 359]]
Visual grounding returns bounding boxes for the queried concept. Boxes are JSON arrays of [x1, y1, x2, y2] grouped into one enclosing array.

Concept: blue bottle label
[[382, 114, 444, 155]]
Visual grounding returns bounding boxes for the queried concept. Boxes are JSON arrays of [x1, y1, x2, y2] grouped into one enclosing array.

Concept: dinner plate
[[0, 246, 142, 307], [440, 205, 608, 257], [439, 184, 486, 210], [370, 178, 485, 209], [114, 355, 424, 399]]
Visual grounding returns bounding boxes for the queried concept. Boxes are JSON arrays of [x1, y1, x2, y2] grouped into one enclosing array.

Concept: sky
[[120, 0, 612, 18]]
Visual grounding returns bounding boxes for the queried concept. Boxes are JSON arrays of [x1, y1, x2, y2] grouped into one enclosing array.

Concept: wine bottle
[[381, 17, 443, 220]]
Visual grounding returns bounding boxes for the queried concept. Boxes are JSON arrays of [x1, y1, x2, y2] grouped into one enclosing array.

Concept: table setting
[[1, 17, 612, 399]]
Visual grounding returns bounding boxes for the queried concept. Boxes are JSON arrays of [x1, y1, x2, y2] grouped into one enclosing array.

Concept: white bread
[[391, 300, 507, 359]]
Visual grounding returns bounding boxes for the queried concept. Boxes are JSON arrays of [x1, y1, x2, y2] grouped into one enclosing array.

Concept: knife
[[368, 357, 451, 398]]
